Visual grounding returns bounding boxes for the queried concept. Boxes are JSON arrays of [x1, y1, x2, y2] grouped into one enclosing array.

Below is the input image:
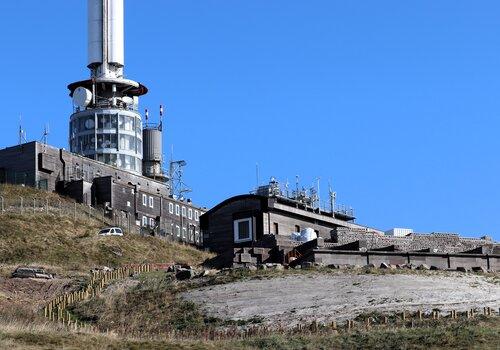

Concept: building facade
[[0, 141, 205, 246], [200, 191, 378, 256]]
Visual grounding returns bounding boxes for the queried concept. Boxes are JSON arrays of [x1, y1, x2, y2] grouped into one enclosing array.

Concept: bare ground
[[182, 272, 500, 326]]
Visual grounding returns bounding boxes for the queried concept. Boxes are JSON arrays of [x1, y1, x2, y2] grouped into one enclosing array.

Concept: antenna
[[328, 180, 337, 217], [256, 163, 260, 189], [295, 175, 300, 200], [41, 123, 50, 145], [159, 104, 164, 131], [18, 114, 27, 145], [317, 177, 321, 212], [145, 108, 149, 123]]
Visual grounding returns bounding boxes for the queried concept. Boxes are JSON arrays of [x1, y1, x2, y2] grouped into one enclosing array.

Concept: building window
[[182, 227, 187, 239], [126, 201, 131, 207], [188, 208, 193, 220], [149, 196, 154, 208], [274, 222, 279, 235], [195, 211, 199, 221], [295, 225, 300, 233], [169, 203, 174, 214], [182, 207, 186, 217], [142, 216, 148, 227], [175, 204, 180, 216], [150, 218, 155, 227], [175, 225, 180, 237], [234, 218, 253, 243], [142, 194, 147, 206]]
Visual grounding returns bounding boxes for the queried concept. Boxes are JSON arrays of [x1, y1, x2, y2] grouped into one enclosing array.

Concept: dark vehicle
[[11, 267, 54, 280]]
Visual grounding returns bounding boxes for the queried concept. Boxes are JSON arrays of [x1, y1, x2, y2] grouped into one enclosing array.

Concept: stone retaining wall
[[331, 228, 496, 254]]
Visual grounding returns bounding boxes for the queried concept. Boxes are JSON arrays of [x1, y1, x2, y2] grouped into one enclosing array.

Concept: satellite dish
[[121, 96, 134, 105], [73, 87, 92, 107]]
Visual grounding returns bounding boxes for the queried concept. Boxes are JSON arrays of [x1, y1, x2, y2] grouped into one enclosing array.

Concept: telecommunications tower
[[68, 0, 148, 174]]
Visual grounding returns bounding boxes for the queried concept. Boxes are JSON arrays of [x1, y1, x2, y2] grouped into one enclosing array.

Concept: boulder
[[471, 266, 487, 273], [364, 263, 376, 269], [274, 264, 285, 271], [202, 269, 219, 277], [403, 263, 417, 270], [246, 265, 258, 271], [430, 266, 440, 271], [456, 266, 468, 273], [380, 262, 391, 269], [301, 262, 314, 269], [176, 269, 196, 280], [417, 264, 430, 271], [257, 264, 268, 270]]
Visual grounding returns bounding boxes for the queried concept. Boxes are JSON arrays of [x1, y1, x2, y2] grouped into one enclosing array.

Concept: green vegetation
[[1, 184, 499, 349], [0, 184, 213, 272], [0, 317, 498, 350]]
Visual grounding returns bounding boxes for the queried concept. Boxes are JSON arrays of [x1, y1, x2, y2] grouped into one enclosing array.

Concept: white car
[[98, 227, 124, 236]]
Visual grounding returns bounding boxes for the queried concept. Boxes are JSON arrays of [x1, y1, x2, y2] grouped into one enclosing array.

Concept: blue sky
[[0, 1, 499, 240]]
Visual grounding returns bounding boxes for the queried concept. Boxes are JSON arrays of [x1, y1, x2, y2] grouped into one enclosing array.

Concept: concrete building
[[0, 141, 205, 246], [201, 179, 498, 269], [200, 178, 383, 265]]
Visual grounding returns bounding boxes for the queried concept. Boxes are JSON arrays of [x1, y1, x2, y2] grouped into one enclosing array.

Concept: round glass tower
[[68, 0, 147, 175]]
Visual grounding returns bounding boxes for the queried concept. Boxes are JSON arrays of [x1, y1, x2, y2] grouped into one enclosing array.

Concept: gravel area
[[182, 272, 500, 326]]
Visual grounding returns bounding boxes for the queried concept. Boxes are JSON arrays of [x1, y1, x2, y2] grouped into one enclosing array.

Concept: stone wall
[[312, 250, 499, 271], [331, 227, 496, 254]]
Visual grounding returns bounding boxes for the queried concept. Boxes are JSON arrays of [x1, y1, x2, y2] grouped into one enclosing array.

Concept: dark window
[[295, 225, 300, 233], [238, 221, 250, 240], [274, 222, 279, 235]]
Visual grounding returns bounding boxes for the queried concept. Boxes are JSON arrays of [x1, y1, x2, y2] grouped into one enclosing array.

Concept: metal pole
[[19, 196, 23, 214], [33, 198, 36, 214]]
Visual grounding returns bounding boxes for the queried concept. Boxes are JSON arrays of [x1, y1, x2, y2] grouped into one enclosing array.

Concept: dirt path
[[182, 272, 500, 326]]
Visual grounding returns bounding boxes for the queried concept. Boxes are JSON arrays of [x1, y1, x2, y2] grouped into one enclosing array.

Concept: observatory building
[[0, 0, 203, 245], [68, 0, 148, 175]]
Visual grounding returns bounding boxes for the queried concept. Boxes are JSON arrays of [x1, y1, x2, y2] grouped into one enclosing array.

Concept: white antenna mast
[[317, 177, 321, 212], [328, 180, 337, 217], [18, 114, 27, 145]]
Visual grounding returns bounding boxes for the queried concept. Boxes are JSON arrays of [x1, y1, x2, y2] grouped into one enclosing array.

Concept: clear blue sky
[[0, 1, 499, 240]]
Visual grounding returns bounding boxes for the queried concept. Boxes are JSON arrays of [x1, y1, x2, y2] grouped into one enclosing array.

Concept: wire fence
[[0, 195, 203, 246], [0, 195, 114, 228]]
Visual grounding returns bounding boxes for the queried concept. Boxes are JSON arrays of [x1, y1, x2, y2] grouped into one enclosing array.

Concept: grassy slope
[[0, 312, 498, 350], [66, 270, 500, 349], [0, 184, 213, 272]]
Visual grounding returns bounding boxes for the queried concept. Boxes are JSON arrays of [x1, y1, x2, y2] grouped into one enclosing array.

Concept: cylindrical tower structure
[[68, 0, 147, 175], [142, 127, 166, 181]]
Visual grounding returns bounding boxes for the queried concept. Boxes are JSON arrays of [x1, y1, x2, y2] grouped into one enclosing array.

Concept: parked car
[[12, 267, 54, 280], [98, 227, 124, 236]]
